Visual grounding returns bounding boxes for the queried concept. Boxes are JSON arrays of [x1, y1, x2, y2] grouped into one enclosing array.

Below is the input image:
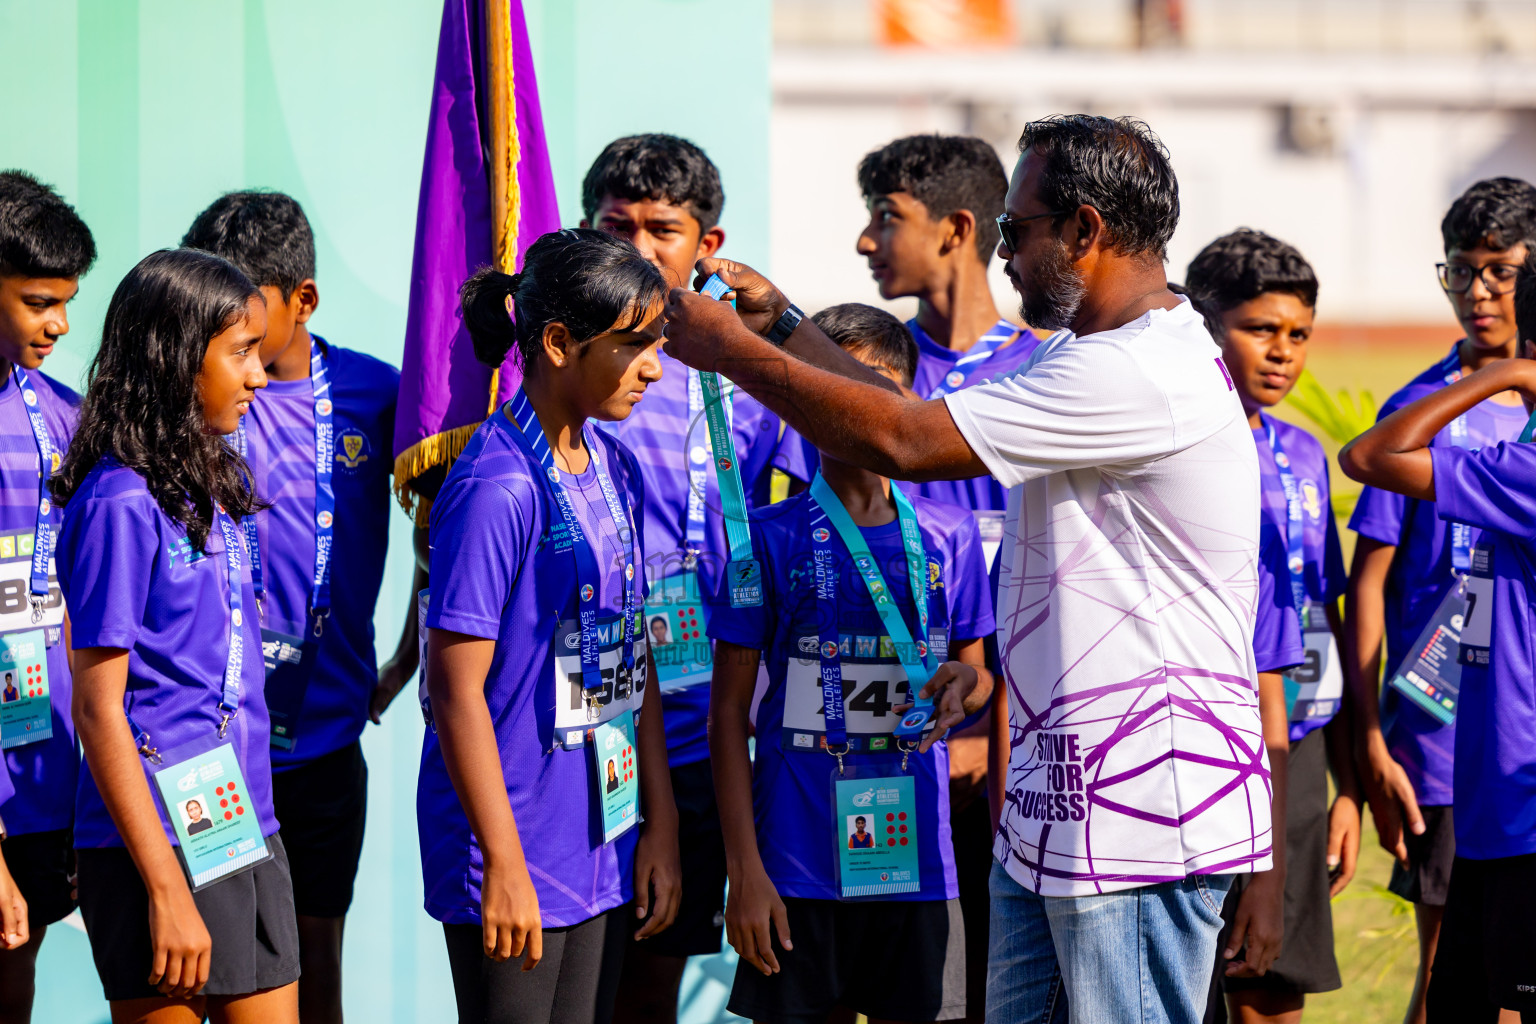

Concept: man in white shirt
[[662, 114, 1271, 1024]]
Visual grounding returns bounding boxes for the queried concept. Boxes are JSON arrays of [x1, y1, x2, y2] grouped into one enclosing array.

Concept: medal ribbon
[[507, 389, 639, 699], [808, 474, 934, 750]]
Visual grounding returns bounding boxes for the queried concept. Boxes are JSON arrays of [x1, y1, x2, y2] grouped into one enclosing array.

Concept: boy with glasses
[[1345, 176, 1536, 1024]]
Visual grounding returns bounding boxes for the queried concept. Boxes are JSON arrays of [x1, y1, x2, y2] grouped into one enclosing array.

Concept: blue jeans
[[986, 861, 1234, 1024]]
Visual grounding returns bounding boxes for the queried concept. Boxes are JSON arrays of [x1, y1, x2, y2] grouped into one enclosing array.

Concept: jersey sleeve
[[943, 513, 995, 642], [1321, 498, 1347, 604], [1254, 522, 1305, 673], [59, 496, 159, 651], [943, 342, 1179, 488], [425, 476, 529, 640], [1347, 485, 1406, 547], [773, 423, 811, 484], [1431, 443, 1536, 538], [705, 518, 775, 651]]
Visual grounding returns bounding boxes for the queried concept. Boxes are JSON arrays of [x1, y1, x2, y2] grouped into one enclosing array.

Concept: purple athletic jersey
[[420, 411, 648, 927], [58, 458, 277, 848], [599, 350, 808, 767], [0, 371, 79, 834], [1254, 414, 1346, 741], [908, 318, 1042, 513], [1431, 440, 1536, 859], [707, 491, 994, 901], [239, 340, 399, 768], [1253, 525, 1304, 675], [1348, 349, 1527, 804]]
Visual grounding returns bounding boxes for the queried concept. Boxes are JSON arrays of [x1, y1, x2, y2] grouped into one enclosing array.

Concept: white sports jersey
[[945, 298, 1272, 897]]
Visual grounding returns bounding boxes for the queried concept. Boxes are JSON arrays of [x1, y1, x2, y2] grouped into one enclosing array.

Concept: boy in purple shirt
[[1186, 230, 1358, 1023], [0, 171, 95, 1016], [422, 231, 679, 1024], [855, 135, 1036, 1020], [581, 135, 808, 1019], [709, 304, 995, 1024], [55, 249, 298, 1019], [183, 191, 413, 1024], [1345, 178, 1535, 1024], [1339, 260, 1536, 1022]]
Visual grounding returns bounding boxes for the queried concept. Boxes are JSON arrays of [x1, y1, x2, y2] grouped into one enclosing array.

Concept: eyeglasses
[[1437, 261, 1523, 295], [996, 210, 1070, 253]]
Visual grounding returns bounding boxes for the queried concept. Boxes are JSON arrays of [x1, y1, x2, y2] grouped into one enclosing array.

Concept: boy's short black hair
[[812, 303, 918, 388], [181, 190, 316, 299], [581, 135, 724, 233], [1442, 178, 1536, 255], [0, 171, 96, 279], [1515, 255, 1536, 348], [1183, 228, 1318, 338], [858, 135, 1007, 260], [1017, 115, 1179, 261]]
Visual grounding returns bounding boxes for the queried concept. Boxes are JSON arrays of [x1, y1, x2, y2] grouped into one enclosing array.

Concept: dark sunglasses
[[996, 210, 1070, 253]]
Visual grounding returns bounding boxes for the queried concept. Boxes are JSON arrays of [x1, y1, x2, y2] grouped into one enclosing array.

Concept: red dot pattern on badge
[[24, 662, 41, 698], [887, 838, 896, 846], [887, 825, 895, 835], [900, 837, 908, 846], [898, 812, 907, 821], [673, 607, 701, 642], [886, 813, 894, 821], [623, 745, 635, 783]]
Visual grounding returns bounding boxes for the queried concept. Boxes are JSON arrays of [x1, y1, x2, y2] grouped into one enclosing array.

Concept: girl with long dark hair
[[418, 229, 679, 1024], [52, 248, 298, 1022]]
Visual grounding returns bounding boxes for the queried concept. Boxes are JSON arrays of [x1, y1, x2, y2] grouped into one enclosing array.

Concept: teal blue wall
[[0, 1, 768, 1020]]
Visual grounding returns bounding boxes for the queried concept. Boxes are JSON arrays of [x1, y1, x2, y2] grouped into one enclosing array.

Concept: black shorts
[[76, 832, 300, 1001], [1388, 803, 1455, 907], [1426, 852, 1536, 1019], [1214, 729, 1341, 1007], [2, 828, 75, 929], [271, 740, 368, 918], [444, 905, 628, 1024], [950, 790, 992, 1020], [728, 897, 966, 1024], [634, 757, 725, 957]]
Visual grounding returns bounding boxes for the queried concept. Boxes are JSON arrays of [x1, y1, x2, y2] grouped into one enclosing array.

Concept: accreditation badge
[[0, 629, 50, 749], [645, 571, 712, 693], [1283, 601, 1343, 726], [262, 624, 319, 751], [831, 766, 919, 899], [592, 709, 640, 843], [1385, 580, 1466, 727], [152, 742, 272, 890]]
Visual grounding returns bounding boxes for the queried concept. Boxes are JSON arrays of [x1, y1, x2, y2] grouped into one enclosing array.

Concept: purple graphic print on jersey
[[707, 491, 993, 900], [1348, 348, 1528, 804], [238, 341, 399, 768], [0, 371, 79, 834], [600, 349, 808, 767], [1431, 441, 1536, 859], [1254, 414, 1346, 741], [908, 318, 1041, 513], [420, 411, 647, 927], [58, 459, 277, 848]]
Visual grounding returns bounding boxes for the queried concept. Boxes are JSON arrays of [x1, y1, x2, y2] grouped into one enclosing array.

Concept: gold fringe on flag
[[394, 0, 524, 527]]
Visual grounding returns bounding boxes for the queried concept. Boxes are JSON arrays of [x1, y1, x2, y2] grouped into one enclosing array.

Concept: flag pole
[[485, 0, 518, 413]]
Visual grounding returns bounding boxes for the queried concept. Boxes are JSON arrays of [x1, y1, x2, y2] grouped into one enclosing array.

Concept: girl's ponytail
[[459, 267, 522, 368]]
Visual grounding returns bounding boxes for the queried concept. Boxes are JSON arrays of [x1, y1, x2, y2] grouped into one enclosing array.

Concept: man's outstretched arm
[[661, 260, 990, 483]]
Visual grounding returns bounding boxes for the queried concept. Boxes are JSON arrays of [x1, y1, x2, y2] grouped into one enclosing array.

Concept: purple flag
[[393, 0, 560, 522]]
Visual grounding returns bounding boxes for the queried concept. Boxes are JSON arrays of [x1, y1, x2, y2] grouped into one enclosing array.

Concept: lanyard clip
[[138, 739, 162, 765], [826, 741, 849, 776], [585, 692, 602, 722], [217, 711, 236, 739], [312, 610, 330, 639], [683, 548, 699, 572], [28, 595, 44, 624]]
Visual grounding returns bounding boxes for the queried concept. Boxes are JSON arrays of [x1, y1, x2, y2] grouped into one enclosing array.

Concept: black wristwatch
[[764, 303, 804, 347]]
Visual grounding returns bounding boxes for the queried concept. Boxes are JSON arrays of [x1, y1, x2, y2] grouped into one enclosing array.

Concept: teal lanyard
[[809, 474, 934, 694], [1519, 407, 1536, 443], [697, 370, 752, 564]]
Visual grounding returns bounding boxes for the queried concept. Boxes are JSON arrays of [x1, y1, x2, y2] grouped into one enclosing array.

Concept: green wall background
[[0, 1, 768, 1019]]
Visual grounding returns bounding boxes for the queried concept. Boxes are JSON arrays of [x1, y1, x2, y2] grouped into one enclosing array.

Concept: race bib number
[[832, 768, 919, 899], [152, 742, 272, 890], [0, 534, 63, 634], [0, 629, 50, 749], [780, 631, 945, 752], [553, 615, 647, 750], [645, 571, 713, 693], [1285, 612, 1343, 725]]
